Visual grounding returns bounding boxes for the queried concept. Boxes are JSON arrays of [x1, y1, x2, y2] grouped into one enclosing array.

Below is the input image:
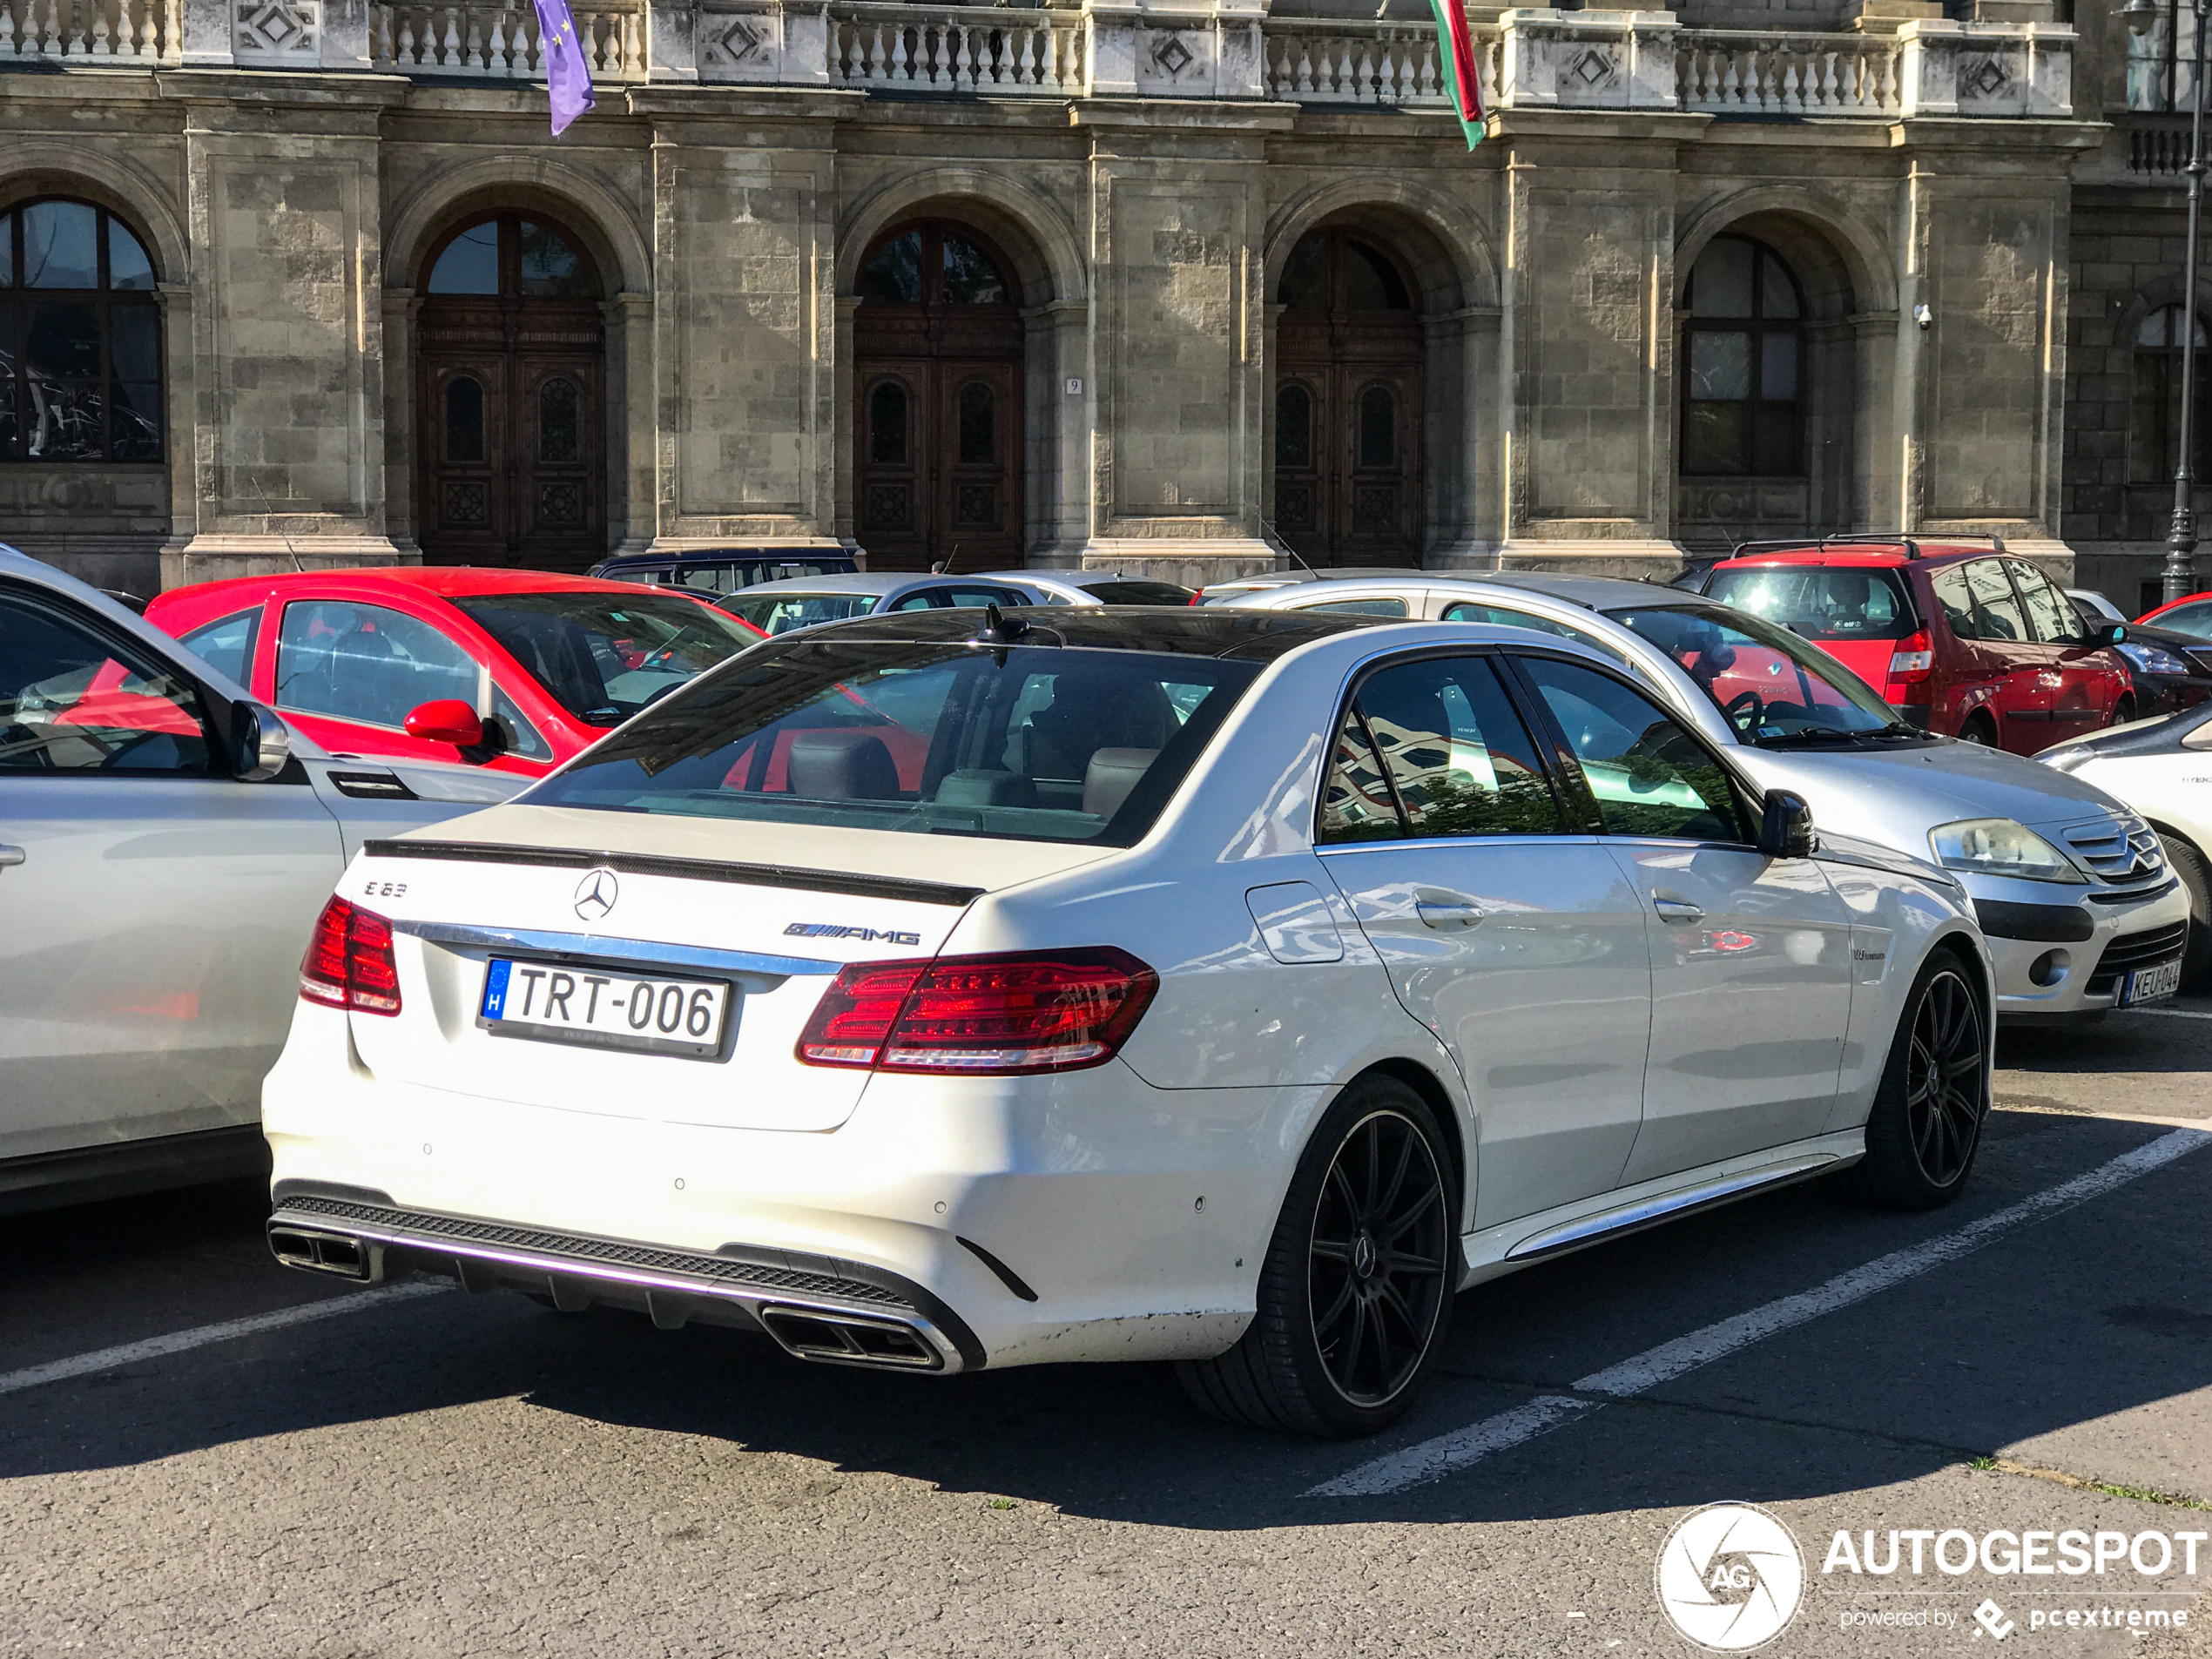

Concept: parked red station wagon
[[1702, 538, 2134, 756], [145, 568, 765, 778]]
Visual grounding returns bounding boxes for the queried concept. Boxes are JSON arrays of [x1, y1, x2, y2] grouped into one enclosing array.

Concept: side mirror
[[232, 700, 292, 783], [1758, 790, 1817, 860], [403, 698, 485, 748], [2088, 622, 2128, 648]]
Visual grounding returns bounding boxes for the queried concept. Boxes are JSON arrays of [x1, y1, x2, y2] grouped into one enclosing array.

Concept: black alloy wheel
[[1308, 1110, 1453, 1407], [1840, 953, 1988, 1210], [1902, 966, 1986, 1187], [1177, 1074, 1458, 1437]]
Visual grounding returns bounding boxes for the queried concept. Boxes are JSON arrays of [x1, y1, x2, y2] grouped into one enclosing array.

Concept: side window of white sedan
[[1319, 654, 1565, 841], [0, 591, 212, 774]]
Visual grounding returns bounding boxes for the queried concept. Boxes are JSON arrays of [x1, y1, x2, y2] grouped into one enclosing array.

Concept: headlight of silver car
[[1927, 818, 2087, 883]]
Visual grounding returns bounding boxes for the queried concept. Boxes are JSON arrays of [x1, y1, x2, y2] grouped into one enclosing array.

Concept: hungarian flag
[[1429, 0, 1485, 148]]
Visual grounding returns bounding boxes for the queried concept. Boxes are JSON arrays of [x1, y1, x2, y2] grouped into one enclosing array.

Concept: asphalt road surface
[[4, 999, 2209, 1658]]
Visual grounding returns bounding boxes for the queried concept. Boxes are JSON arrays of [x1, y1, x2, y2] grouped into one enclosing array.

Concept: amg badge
[[786, 921, 922, 947]]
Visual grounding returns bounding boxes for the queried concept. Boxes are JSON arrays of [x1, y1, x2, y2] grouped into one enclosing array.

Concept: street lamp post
[[2129, 0, 2211, 604]]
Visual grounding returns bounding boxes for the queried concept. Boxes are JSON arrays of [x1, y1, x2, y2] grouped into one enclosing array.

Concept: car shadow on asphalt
[[1995, 1015, 2212, 1079], [2, 1111, 2206, 1531]]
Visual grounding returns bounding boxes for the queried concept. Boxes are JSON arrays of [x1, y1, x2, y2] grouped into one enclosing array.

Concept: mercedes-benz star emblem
[[574, 867, 619, 922]]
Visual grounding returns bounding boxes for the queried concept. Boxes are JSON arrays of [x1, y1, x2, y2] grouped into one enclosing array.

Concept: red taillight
[[1884, 629, 1934, 702], [299, 897, 402, 1017], [797, 949, 1157, 1075]]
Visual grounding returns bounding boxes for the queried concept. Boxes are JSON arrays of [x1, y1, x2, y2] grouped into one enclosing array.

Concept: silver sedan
[[0, 546, 524, 1213], [714, 572, 1055, 636], [1212, 571, 2189, 1022]]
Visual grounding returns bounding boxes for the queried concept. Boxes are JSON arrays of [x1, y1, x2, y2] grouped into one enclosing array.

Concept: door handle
[[1415, 900, 1483, 928], [1651, 894, 1704, 925], [0, 844, 23, 870]]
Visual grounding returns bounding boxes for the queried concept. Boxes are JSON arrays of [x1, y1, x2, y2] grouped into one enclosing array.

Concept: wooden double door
[[855, 359, 1022, 572], [1272, 358, 1424, 567], [417, 297, 605, 570]]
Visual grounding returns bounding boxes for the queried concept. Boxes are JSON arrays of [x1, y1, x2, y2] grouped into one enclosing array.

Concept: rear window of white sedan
[[526, 639, 1260, 846]]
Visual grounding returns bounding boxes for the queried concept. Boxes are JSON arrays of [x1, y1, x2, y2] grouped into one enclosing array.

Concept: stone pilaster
[[171, 82, 407, 584], [1076, 98, 1290, 581]]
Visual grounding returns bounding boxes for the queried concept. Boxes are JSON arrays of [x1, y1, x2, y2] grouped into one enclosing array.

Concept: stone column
[[1076, 100, 1288, 583], [172, 84, 405, 584], [1025, 297, 1090, 567], [604, 290, 655, 555], [381, 287, 422, 559], [831, 293, 859, 554], [1427, 305, 1505, 568]]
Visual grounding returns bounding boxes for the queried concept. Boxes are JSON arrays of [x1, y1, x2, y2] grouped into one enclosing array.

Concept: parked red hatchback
[[145, 568, 765, 777], [1702, 537, 2134, 755]]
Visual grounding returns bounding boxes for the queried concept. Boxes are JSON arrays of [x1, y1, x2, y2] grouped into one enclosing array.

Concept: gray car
[[0, 546, 524, 1213], [715, 571, 1054, 637], [971, 568, 1197, 606], [1213, 571, 2189, 1022]]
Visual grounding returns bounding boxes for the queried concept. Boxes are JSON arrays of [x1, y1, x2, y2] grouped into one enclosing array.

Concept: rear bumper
[[266, 1190, 979, 1372], [261, 1006, 1307, 1371]]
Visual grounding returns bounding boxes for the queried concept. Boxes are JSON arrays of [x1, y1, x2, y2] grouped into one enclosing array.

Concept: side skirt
[[1458, 1128, 1866, 1286], [0, 1124, 269, 1217]]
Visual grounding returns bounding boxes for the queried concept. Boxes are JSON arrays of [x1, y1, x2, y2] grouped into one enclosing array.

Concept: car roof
[[595, 547, 853, 566], [768, 603, 1398, 661], [1, 542, 265, 709], [727, 572, 1042, 597], [1710, 545, 1993, 570], [152, 565, 698, 606]]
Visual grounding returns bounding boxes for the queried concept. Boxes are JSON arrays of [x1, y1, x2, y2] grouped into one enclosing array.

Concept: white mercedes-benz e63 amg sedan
[[263, 605, 1990, 1437]]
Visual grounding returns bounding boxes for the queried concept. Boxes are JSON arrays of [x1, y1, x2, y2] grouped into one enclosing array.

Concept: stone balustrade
[[14, 0, 2068, 121], [1260, 17, 1485, 110], [826, 3, 1087, 96], [1678, 32, 1903, 115], [1, 0, 178, 62], [370, 0, 646, 78]]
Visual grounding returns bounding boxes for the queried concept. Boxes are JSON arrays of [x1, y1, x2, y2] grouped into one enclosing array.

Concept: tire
[[1177, 1074, 1458, 1438], [1959, 712, 1998, 747], [2162, 833, 2212, 991], [1837, 951, 1988, 1211], [2110, 697, 2138, 729]]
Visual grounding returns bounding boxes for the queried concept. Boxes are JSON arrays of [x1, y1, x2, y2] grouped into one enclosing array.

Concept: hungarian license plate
[[2122, 958, 2183, 1008], [479, 958, 732, 1058]]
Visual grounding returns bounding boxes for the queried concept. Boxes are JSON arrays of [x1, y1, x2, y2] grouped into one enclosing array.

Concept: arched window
[[1358, 384, 1396, 467], [2130, 303, 2211, 482], [444, 375, 485, 463], [1275, 384, 1312, 469], [425, 213, 599, 299], [857, 223, 1013, 308], [0, 199, 162, 463], [869, 381, 908, 464], [957, 380, 995, 464], [1681, 234, 1803, 477], [537, 375, 579, 463]]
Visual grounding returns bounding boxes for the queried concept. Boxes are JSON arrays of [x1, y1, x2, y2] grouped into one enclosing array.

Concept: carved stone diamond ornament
[[1959, 54, 2013, 98], [712, 16, 766, 65], [234, 0, 317, 56], [1569, 46, 1616, 89], [1152, 33, 1194, 76]]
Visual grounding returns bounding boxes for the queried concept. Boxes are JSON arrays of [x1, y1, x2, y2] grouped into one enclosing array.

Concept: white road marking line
[[1997, 1103, 2212, 1131], [0, 1280, 453, 1399], [1311, 1126, 2212, 1498]]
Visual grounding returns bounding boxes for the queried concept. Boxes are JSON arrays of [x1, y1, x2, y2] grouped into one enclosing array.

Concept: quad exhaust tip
[[757, 1305, 941, 1369], [267, 1224, 382, 1281]]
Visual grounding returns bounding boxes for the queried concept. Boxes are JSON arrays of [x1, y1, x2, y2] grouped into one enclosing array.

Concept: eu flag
[[534, 0, 596, 136]]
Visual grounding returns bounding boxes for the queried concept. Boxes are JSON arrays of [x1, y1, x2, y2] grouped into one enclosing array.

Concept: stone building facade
[[0, 0, 2159, 599]]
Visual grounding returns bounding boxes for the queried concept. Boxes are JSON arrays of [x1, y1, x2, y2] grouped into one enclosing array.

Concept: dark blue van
[[588, 547, 859, 597]]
